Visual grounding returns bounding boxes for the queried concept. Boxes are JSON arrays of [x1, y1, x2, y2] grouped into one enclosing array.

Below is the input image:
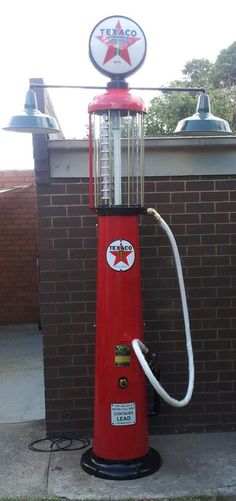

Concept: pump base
[[81, 447, 161, 480]]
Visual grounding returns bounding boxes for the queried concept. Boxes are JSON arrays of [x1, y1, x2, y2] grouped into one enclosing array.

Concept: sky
[[0, 0, 236, 170]]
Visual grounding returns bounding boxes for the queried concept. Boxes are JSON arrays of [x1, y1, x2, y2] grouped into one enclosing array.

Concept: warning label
[[111, 402, 136, 426]]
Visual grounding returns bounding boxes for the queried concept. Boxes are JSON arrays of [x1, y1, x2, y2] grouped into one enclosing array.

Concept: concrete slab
[[0, 420, 48, 497], [0, 324, 45, 423], [0, 420, 234, 500], [48, 432, 236, 500]]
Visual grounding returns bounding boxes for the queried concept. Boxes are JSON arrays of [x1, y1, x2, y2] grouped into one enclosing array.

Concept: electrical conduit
[[132, 208, 194, 408]]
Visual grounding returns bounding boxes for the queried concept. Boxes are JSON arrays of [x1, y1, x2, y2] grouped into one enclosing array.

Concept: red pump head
[[88, 87, 146, 114]]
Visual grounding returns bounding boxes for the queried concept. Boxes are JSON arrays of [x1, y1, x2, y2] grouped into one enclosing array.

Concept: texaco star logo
[[89, 15, 147, 77], [106, 239, 135, 271], [97, 20, 141, 66]]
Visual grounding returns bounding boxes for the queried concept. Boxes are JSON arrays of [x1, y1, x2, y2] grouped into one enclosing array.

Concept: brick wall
[[143, 176, 236, 434], [37, 175, 236, 436], [0, 171, 39, 324]]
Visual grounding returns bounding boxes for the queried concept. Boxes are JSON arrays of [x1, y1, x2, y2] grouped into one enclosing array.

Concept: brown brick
[[216, 201, 236, 212], [44, 356, 73, 367], [202, 234, 230, 245], [201, 191, 229, 202], [145, 192, 170, 203], [43, 313, 71, 324], [40, 249, 69, 260], [37, 184, 66, 195], [59, 366, 87, 376], [187, 224, 214, 235], [44, 335, 73, 346], [171, 192, 199, 203], [68, 206, 91, 216], [53, 217, 82, 228], [66, 183, 89, 194], [69, 248, 96, 259], [37, 195, 51, 206], [57, 323, 86, 335], [55, 302, 85, 313], [38, 206, 67, 217], [56, 281, 85, 292], [54, 259, 84, 271], [53, 238, 83, 249], [215, 179, 236, 190], [40, 292, 69, 303], [40, 271, 70, 282], [155, 181, 185, 192], [187, 202, 214, 213], [186, 180, 214, 191], [201, 212, 229, 223], [172, 213, 199, 224]]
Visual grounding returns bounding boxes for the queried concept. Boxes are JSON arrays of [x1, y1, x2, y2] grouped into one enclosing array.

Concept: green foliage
[[211, 41, 236, 88], [145, 41, 236, 136], [144, 92, 196, 136], [210, 86, 236, 129], [183, 58, 213, 88]]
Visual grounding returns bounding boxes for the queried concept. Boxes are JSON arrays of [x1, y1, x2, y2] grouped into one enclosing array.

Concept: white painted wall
[[48, 136, 236, 178]]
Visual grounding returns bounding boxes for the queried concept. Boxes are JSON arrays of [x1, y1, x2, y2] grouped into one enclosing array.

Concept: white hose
[[132, 208, 194, 408]]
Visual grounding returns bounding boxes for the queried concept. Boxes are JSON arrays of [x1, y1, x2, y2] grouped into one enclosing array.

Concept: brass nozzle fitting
[[147, 207, 163, 225]]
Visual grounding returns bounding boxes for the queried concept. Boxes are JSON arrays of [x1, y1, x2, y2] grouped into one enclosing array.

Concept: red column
[[93, 214, 149, 460]]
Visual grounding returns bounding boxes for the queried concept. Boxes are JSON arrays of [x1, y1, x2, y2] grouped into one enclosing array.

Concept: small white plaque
[[111, 402, 136, 426]]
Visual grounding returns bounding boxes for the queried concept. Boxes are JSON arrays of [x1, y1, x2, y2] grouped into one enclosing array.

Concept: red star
[[97, 20, 140, 66], [109, 241, 132, 266]]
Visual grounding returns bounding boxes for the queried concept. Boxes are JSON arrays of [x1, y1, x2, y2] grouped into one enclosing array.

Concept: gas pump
[[81, 15, 194, 480]]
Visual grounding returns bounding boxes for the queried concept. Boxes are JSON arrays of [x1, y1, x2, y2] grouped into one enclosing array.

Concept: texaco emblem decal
[[106, 239, 135, 271]]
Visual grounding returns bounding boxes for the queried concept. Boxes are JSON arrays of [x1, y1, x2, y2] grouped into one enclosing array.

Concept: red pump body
[[94, 214, 148, 460]]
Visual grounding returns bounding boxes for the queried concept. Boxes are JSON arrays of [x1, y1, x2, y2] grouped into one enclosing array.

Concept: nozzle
[[147, 207, 163, 225]]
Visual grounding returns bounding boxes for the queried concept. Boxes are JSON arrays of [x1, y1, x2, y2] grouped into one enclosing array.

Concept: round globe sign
[[89, 15, 147, 78]]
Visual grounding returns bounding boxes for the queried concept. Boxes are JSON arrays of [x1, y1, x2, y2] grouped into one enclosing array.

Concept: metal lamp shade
[[175, 94, 232, 136], [3, 89, 60, 134]]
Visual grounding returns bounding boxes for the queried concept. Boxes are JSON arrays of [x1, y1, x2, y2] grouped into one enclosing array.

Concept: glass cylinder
[[90, 109, 144, 208]]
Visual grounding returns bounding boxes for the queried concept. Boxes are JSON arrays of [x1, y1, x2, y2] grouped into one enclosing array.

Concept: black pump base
[[81, 447, 161, 480]]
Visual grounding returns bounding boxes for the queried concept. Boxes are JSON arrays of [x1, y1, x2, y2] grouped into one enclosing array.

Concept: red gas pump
[[81, 15, 161, 480], [81, 15, 194, 480]]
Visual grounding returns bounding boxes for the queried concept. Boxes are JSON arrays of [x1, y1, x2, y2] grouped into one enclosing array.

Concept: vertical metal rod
[[112, 111, 122, 205], [141, 115, 145, 206], [136, 116, 139, 205], [93, 115, 98, 207], [108, 111, 112, 207], [127, 113, 131, 207], [100, 114, 110, 205], [131, 117, 135, 205], [89, 114, 94, 209]]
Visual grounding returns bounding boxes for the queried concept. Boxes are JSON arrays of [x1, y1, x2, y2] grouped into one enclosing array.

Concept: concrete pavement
[[0, 324, 45, 423], [0, 420, 235, 500]]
